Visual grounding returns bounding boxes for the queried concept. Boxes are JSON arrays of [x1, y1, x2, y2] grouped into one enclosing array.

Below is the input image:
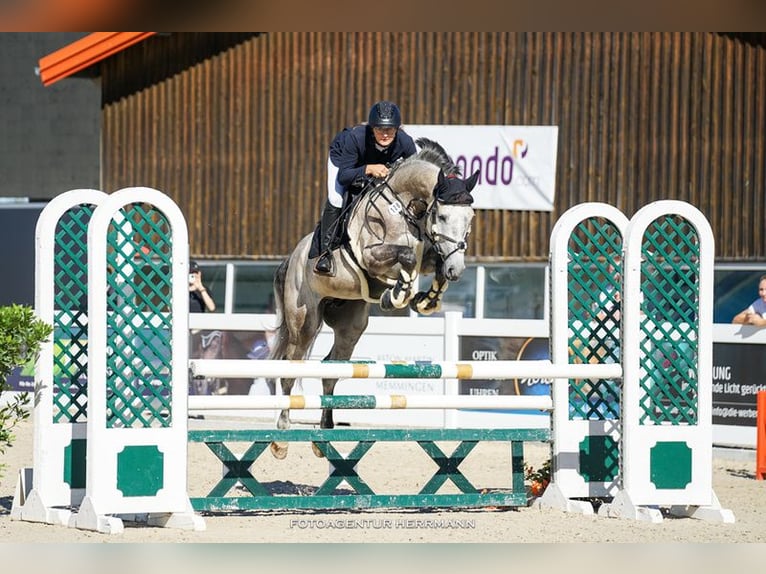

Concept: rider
[[313, 100, 418, 276]]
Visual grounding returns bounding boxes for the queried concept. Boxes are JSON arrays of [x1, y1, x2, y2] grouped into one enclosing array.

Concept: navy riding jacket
[[329, 124, 417, 194]]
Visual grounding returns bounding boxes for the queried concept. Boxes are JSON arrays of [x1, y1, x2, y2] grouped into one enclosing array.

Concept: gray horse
[[267, 138, 479, 458]]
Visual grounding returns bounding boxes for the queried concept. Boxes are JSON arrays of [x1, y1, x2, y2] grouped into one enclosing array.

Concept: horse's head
[[428, 169, 479, 281]]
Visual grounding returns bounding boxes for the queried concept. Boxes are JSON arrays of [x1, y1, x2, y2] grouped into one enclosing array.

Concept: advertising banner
[[406, 125, 559, 211], [712, 343, 766, 427]]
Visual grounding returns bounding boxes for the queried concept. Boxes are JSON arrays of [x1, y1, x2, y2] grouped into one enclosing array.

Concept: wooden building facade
[[51, 32, 766, 263]]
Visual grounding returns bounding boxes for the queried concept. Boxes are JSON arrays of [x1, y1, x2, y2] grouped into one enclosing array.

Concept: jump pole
[[189, 358, 622, 381], [188, 393, 554, 411]]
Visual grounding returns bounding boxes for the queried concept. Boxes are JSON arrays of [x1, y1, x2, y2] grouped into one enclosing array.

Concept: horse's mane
[[412, 138, 462, 177], [380, 137, 463, 205]]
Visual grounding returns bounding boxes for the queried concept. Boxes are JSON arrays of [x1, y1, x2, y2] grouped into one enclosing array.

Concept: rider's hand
[[365, 164, 389, 179]]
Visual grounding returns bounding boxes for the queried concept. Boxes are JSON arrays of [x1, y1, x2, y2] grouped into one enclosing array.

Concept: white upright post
[[12, 189, 107, 527]]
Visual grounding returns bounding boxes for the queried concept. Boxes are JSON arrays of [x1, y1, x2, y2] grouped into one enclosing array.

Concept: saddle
[[307, 186, 392, 300], [307, 184, 369, 260]]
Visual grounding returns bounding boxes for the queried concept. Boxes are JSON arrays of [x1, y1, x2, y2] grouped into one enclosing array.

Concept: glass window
[[483, 264, 546, 319], [714, 268, 766, 324], [197, 263, 227, 312], [412, 267, 477, 318], [232, 263, 281, 313]]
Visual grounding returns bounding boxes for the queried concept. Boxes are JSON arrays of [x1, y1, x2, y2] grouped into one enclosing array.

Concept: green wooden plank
[[188, 427, 551, 443], [190, 491, 528, 511]]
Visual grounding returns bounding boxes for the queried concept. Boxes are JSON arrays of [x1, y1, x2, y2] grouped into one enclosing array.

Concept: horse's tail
[[267, 256, 290, 361]]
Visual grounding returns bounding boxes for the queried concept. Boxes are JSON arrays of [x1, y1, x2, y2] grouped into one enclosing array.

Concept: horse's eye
[[438, 215, 447, 223]]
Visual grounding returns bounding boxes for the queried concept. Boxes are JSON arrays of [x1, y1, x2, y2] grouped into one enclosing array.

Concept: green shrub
[[0, 305, 52, 477]]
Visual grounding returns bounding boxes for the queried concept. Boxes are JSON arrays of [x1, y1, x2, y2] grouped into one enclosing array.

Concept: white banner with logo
[[405, 125, 559, 211]]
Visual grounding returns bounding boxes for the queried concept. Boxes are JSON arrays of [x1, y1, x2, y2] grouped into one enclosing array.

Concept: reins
[[367, 177, 428, 241]]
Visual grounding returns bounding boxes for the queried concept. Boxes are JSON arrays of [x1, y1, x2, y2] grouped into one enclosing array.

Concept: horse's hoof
[[419, 300, 441, 315], [410, 292, 440, 315], [311, 442, 325, 458], [380, 290, 394, 310], [270, 441, 288, 459], [409, 292, 426, 309]]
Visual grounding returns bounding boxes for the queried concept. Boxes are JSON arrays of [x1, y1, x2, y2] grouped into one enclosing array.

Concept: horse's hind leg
[[269, 375, 298, 460], [310, 300, 370, 457], [270, 327, 323, 460]]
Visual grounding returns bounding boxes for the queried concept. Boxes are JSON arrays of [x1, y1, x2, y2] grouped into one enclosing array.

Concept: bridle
[[425, 199, 470, 261], [364, 170, 471, 260]]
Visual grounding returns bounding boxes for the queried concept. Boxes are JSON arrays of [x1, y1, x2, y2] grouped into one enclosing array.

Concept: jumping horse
[[267, 138, 479, 458]]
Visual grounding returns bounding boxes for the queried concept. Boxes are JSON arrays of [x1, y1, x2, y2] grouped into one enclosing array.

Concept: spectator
[[732, 274, 766, 327], [188, 260, 215, 312]]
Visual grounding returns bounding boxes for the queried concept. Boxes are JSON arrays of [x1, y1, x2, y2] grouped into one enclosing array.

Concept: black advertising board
[[459, 335, 551, 399], [459, 336, 763, 429], [712, 343, 766, 427]]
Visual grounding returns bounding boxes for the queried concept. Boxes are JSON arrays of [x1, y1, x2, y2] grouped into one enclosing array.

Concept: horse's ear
[[465, 169, 480, 192], [433, 169, 447, 197]]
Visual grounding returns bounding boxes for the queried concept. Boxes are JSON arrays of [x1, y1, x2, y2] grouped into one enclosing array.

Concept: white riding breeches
[[327, 156, 344, 208]]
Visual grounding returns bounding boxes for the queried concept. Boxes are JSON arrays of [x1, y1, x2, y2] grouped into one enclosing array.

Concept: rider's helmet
[[368, 101, 402, 128]]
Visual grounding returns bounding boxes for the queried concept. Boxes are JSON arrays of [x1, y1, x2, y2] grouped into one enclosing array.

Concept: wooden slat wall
[[100, 32, 766, 262]]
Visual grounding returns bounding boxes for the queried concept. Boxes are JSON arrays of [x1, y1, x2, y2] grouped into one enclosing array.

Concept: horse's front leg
[[410, 267, 448, 315], [380, 268, 418, 310], [364, 244, 418, 310]]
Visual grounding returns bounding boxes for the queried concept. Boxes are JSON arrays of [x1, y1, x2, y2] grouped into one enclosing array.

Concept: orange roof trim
[[39, 32, 156, 87]]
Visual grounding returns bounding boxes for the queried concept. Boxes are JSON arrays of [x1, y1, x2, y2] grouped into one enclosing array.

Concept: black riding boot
[[314, 201, 343, 276]]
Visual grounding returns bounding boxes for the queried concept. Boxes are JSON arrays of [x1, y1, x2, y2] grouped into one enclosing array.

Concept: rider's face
[[373, 126, 397, 147]]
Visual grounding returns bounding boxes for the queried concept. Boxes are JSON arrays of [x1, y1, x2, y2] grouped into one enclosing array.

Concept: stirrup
[[314, 252, 335, 276]]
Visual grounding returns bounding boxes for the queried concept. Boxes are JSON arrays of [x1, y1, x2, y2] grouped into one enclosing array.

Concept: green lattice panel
[[105, 203, 174, 429], [639, 215, 700, 425], [52, 204, 96, 424], [567, 216, 622, 421]]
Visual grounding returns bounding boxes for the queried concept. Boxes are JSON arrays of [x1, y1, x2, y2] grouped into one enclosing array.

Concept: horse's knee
[[365, 245, 416, 275], [397, 249, 417, 271]]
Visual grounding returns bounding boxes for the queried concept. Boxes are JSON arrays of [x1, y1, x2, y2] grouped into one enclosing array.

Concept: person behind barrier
[[188, 260, 216, 313], [313, 100, 418, 276], [732, 274, 766, 327]]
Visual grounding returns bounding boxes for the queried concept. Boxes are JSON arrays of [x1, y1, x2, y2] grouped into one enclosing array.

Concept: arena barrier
[[11, 187, 735, 534]]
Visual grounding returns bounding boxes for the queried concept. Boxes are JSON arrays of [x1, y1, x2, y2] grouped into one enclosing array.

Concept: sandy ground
[[1, 415, 765, 547]]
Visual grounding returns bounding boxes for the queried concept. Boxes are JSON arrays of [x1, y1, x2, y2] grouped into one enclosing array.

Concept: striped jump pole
[[189, 359, 623, 381], [188, 393, 554, 411]]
